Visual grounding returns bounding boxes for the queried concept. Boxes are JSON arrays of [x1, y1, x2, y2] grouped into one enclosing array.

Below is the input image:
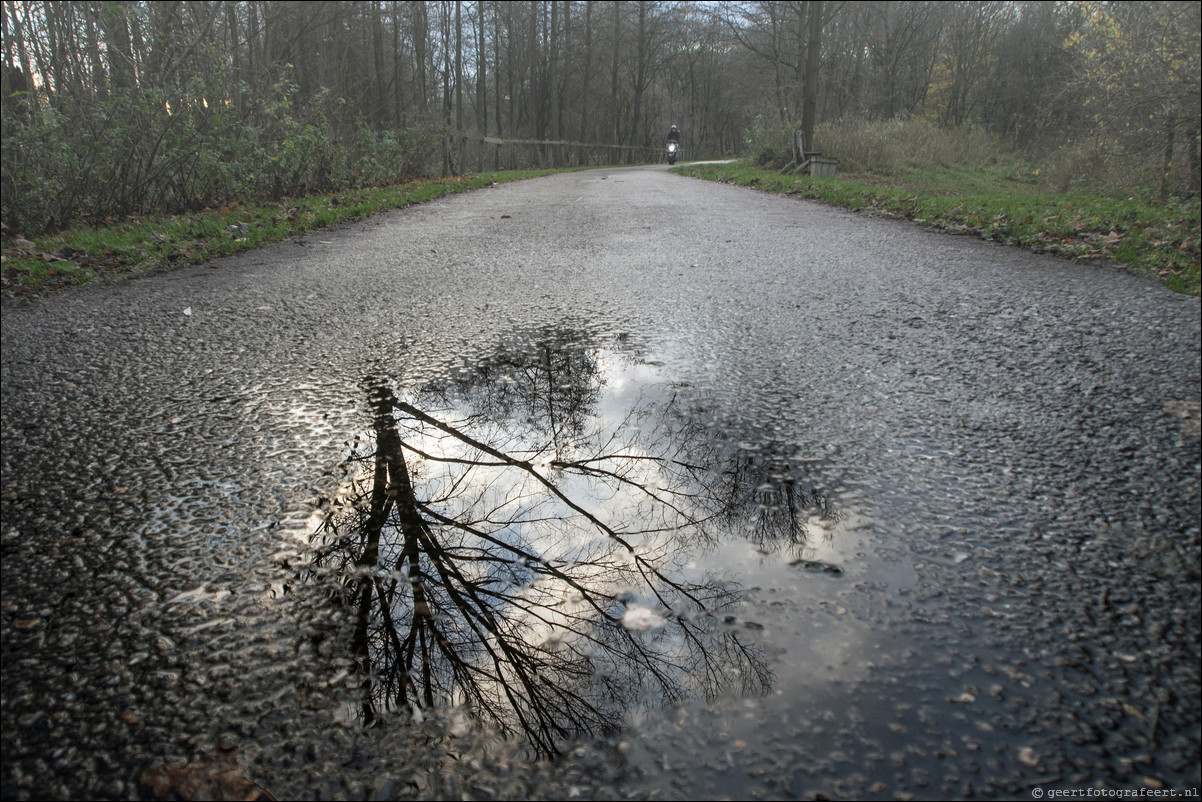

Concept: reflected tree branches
[[303, 331, 840, 756]]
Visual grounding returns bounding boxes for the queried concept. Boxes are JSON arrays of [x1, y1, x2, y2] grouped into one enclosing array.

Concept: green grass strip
[[6, 163, 1197, 298], [674, 162, 1200, 297], [1, 169, 560, 299]]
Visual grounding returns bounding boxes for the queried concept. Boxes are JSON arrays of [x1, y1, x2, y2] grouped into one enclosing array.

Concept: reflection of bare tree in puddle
[[724, 447, 839, 560], [307, 338, 774, 756]]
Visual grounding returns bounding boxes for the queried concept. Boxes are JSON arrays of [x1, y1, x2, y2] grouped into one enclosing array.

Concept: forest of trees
[[1, 1, 1199, 236]]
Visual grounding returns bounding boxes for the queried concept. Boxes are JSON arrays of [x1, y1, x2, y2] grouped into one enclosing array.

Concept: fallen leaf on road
[[140, 752, 276, 801]]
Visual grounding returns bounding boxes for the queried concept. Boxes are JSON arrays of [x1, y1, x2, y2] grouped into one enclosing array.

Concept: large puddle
[[275, 325, 1172, 801], [298, 328, 868, 759]]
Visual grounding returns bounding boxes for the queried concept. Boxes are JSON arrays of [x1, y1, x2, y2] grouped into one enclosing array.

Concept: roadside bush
[[742, 115, 795, 169], [352, 118, 446, 188], [1037, 138, 1114, 194], [1, 78, 444, 237], [745, 113, 1197, 200], [813, 115, 1023, 174], [738, 114, 1028, 175], [1038, 133, 1199, 198]]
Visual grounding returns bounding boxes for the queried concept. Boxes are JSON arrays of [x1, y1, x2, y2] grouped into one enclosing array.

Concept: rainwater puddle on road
[[272, 326, 1104, 801], [293, 327, 885, 763]]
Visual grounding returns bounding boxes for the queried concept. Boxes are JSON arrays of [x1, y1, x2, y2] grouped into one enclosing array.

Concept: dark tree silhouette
[[303, 331, 791, 756]]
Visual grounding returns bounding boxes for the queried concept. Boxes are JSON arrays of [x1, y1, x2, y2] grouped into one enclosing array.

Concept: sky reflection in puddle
[[301, 328, 867, 756]]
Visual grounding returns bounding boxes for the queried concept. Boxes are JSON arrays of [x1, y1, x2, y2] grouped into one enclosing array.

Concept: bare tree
[[303, 335, 779, 752], [6, 0, 1196, 235]]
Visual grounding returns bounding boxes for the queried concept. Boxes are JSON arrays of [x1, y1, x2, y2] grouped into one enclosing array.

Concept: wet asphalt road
[[2, 165, 1200, 801]]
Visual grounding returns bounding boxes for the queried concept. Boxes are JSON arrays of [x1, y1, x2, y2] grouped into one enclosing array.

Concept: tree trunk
[[100, 2, 135, 93], [495, 2, 504, 139], [504, 3, 515, 140], [801, 1, 822, 153], [1190, 121, 1201, 197], [85, 4, 108, 99], [442, 0, 452, 175], [392, 0, 405, 125], [559, 0, 569, 142], [225, 1, 244, 117], [627, 1, 648, 155], [367, 0, 385, 126], [413, 0, 428, 110], [769, 4, 785, 125], [1161, 116, 1175, 200], [247, 0, 260, 101], [610, 0, 621, 145], [580, 0, 594, 152], [4, 0, 37, 113], [549, 0, 560, 164], [42, 0, 67, 97], [455, 0, 463, 167], [525, 0, 538, 141], [476, 0, 487, 138]]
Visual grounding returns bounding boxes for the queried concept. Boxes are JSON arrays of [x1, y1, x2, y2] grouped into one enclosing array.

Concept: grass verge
[[674, 161, 1201, 297], [1, 169, 560, 300]]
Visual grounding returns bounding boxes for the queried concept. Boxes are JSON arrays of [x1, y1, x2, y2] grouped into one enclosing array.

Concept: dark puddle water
[[297, 328, 870, 759]]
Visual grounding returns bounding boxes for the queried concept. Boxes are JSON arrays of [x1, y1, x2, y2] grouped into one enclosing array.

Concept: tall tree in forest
[[799, 1, 822, 154], [580, 0, 595, 145], [609, 0, 621, 144], [412, 0, 429, 110]]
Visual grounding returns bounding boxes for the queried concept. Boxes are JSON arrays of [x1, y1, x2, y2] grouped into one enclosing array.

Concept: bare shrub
[[1039, 133, 1198, 198], [813, 115, 1022, 174]]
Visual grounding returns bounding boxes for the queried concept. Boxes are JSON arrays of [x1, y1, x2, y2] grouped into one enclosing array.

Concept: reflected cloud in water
[[301, 329, 841, 755]]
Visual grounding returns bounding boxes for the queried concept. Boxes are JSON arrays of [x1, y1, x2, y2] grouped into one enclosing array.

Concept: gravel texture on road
[[3, 166, 1199, 801]]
